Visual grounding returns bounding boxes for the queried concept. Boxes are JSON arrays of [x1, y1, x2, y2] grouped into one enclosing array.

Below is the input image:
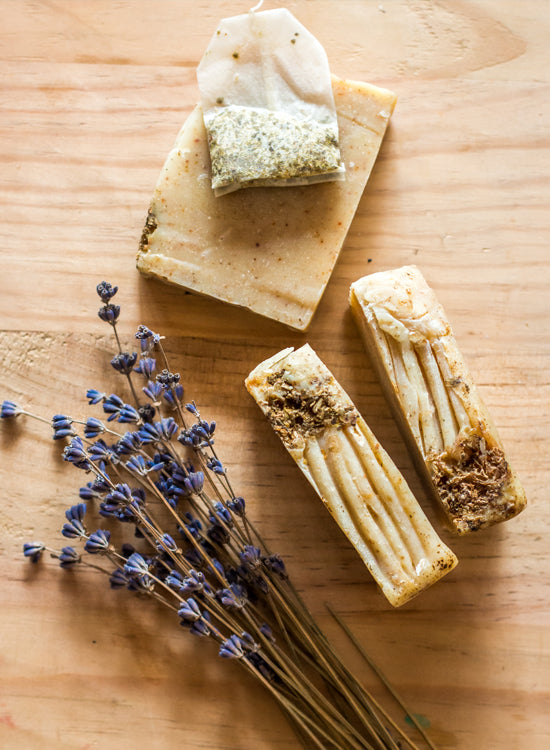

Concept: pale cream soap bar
[[246, 344, 457, 607], [350, 266, 527, 534], [137, 76, 396, 330]]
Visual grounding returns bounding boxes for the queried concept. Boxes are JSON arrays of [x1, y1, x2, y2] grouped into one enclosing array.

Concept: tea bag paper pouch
[[197, 7, 345, 196]]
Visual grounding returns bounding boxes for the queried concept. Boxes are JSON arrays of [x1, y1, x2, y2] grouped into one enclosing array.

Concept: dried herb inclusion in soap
[[208, 106, 342, 190], [263, 367, 359, 448]]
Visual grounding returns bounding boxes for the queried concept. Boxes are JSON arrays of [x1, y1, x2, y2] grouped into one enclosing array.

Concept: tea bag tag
[[197, 8, 345, 196]]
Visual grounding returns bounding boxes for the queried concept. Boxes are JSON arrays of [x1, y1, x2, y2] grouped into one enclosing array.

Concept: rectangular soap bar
[[245, 344, 457, 607], [137, 76, 396, 331], [350, 265, 527, 534]]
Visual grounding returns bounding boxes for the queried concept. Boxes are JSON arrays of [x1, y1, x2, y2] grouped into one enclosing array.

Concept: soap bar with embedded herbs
[[350, 265, 527, 534], [137, 75, 396, 331], [245, 344, 457, 607]]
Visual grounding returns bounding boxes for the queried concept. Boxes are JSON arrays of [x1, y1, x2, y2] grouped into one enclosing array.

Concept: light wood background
[[1, 1, 549, 748]]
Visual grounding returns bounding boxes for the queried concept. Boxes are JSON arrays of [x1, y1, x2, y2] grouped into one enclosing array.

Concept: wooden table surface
[[1, 1, 549, 748]]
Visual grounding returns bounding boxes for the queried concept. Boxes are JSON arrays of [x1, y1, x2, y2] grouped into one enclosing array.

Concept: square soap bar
[[137, 76, 396, 330]]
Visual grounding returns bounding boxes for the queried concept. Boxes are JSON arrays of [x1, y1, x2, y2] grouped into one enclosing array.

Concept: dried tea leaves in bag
[[197, 8, 345, 195]]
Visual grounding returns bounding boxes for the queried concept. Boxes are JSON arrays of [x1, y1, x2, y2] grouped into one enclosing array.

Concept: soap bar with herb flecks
[[350, 265, 527, 534], [137, 75, 396, 331], [245, 344, 457, 607]]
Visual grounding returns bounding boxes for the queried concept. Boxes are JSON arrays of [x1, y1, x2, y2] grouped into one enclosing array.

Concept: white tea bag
[[197, 7, 345, 196]]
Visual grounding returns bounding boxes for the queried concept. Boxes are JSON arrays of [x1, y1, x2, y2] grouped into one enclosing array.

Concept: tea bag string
[[248, 0, 278, 111]]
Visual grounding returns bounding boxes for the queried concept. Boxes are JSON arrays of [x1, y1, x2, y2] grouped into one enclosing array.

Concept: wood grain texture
[[1, 1, 549, 749]]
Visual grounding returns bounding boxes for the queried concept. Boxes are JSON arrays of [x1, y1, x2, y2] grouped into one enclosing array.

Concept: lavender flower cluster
[[2, 282, 435, 750]]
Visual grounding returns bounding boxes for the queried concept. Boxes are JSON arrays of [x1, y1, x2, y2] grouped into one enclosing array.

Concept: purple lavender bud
[[59, 546, 81, 568], [114, 431, 141, 456], [136, 422, 159, 444], [178, 598, 201, 623], [135, 324, 154, 339], [61, 502, 87, 538], [183, 470, 204, 496], [165, 570, 184, 590], [209, 557, 225, 579], [177, 429, 197, 448], [143, 380, 163, 402], [185, 401, 199, 417], [118, 404, 140, 424], [84, 529, 111, 554], [240, 632, 260, 653], [134, 357, 156, 378], [96, 281, 118, 302], [260, 623, 276, 643], [131, 487, 145, 503], [206, 458, 225, 475], [1, 400, 22, 419], [156, 369, 180, 388], [152, 453, 170, 471], [227, 496, 246, 516], [263, 554, 287, 579], [190, 618, 211, 637], [126, 454, 148, 475], [135, 574, 154, 592], [102, 394, 124, 422], [181, 570, 206, 593], [99, 502, 119, 519], [219, 634, 245, 659], [134, 325, 161, 346], [98, 304, 120, 324], [88, 439, 113, 463], [157, 534, 178, 553], [218, 584, 247, 610], [156, 417, 178, 440], [107, 483, 132, 504], [240, 545, 262, 571], [198, 419, 216, 438], [182, 515, 203, 539], [84, 417, 105, 439], [91, 472, 111, 493], [86, 389, 106, 405], [211, 501, 232, 526], [163, 383, 184, 407], [23, 542, 45, 562], [79, 482, 102, 501], [52, 414, 76, 441], [124, 552, 149, 577], [62, 436, 91, 471], [111, 352, 138, 375]]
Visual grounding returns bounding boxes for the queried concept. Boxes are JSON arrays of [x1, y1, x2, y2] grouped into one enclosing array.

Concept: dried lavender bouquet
[[2, 283, 437, 750]]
